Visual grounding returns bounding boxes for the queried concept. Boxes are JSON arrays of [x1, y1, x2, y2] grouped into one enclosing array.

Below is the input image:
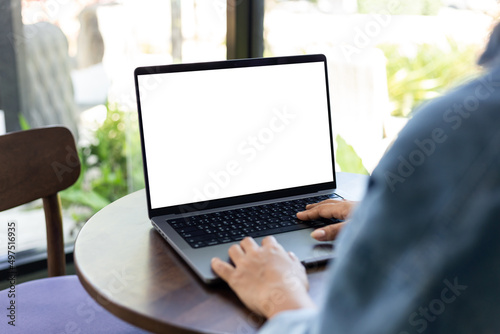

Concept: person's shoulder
[[372, 65, 500, 191], [414, 65, 500, 121], [392, 66, 500, 144]]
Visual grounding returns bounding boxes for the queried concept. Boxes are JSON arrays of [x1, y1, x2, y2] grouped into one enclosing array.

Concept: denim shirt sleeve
[[259, 66, 500, 334], [259, 309, 318, 334]]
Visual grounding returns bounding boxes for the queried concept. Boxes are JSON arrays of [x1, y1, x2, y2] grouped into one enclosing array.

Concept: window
[[264, 0, 496, 172], [0, 0, 227, 269]]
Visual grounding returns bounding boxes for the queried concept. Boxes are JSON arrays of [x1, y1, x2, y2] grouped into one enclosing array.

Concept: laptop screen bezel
[[134, 54, 337, 218]]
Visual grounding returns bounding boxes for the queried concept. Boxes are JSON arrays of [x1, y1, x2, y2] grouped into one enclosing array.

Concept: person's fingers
[[305, 199, 343, 210], [261, 236, 286, 252], [211, 257, 235, 282], [288, 251, 299, 262], [240, 236, 259, 253], [228, 243, 245, 262], [262, 235, 286, 252], [310, 228, 326, 240], [261, 235, 278, 246], [297, 204, 338, 220], [296, 208, 319, 220], [310, 222, 345, 241]]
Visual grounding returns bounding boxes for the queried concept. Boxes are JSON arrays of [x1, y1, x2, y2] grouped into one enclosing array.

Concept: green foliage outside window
[[60, 105, 145, 226], [379, 39, 481, 117]]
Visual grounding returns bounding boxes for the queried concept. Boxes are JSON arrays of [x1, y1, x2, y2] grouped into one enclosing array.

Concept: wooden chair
[[0, 126, 79, 277], [0, 126, 149, 333]]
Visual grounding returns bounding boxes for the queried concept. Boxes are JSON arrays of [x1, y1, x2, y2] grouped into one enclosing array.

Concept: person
[[211, 21, 500, 333]]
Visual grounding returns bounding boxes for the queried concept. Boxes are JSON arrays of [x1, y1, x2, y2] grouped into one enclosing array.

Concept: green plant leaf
[[335, 134, 369, 175], [19, 114, 31, 130], [60, 188, 110, 212], [380, 39, 480, 117]]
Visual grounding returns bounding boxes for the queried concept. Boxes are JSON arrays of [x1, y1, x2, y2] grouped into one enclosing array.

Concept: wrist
[[265, 292, 316, 319]]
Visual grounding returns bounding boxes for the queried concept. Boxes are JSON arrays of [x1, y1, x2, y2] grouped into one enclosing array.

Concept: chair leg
[[43, 194, 66, 277]]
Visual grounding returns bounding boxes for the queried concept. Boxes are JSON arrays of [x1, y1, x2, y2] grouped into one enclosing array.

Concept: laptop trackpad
[[273, 230, 336, 266]]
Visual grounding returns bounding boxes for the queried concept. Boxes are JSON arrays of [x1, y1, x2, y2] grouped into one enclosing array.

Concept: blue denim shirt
[[260, 64, 500, 333]]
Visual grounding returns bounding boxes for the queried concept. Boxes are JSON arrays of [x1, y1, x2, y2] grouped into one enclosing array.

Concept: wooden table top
[[74, 172, 368, 334]]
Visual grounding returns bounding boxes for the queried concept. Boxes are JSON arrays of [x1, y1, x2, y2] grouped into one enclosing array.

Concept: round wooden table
[[74, 172, 368, 334]]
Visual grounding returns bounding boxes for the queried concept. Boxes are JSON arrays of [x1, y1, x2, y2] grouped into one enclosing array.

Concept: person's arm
[[297, 199, 358, 241]]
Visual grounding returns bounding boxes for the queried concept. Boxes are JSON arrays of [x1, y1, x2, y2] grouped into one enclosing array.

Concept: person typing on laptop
[[210, 198, 357, 319], [211, 21, 500, 333]]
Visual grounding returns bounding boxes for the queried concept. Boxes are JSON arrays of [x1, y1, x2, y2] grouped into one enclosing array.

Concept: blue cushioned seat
[[0, 275, 150, 333]]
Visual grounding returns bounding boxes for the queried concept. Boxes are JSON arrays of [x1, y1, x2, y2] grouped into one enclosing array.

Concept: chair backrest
[[0, 126, 81, 277]]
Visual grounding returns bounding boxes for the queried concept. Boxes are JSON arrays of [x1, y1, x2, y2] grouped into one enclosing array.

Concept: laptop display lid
[[134, 54, 336, 218]]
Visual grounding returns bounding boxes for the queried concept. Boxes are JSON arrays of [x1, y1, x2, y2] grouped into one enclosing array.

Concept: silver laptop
[[134, 54, 342, 283]]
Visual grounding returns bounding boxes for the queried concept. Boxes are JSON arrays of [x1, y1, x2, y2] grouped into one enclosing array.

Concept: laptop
[[134, 54, 343, 283]]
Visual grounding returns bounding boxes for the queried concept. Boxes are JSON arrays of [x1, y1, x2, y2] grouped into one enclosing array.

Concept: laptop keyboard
[[168, 194, 343, 248]]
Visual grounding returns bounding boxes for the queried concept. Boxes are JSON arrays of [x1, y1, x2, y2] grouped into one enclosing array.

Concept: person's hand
[[296, 199, 357, 241], [211, 236, 316, 319]]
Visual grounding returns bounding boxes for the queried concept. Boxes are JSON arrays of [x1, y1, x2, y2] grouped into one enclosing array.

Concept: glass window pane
[[0, 0, 227, 264], [264, 0, 497, 172]]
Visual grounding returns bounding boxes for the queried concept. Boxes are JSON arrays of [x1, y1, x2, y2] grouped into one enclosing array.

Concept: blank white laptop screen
[[137, 60, 334, 209]]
